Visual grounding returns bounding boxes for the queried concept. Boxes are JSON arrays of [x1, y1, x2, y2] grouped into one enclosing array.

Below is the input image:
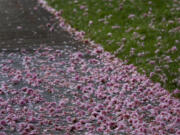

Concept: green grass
[[46, 0, 180, 94]]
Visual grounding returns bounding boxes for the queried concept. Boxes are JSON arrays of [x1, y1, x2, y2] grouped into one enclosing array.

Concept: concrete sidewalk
[[0, 0, 83, 50], [0, 0, 179, 135]]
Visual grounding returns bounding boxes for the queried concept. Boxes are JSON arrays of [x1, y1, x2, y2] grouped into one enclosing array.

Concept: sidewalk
[[0, 0, 82, 50], [0, 0, 179, 135]]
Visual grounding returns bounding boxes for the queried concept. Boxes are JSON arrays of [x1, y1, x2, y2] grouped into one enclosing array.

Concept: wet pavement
[[0, 0, 180, 135]]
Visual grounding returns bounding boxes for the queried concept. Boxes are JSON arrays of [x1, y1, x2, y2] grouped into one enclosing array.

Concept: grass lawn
[[46, 0, 180, 94]]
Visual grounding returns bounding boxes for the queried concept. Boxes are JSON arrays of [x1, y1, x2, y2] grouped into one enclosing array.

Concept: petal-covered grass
[[46, 0, 180, 93]]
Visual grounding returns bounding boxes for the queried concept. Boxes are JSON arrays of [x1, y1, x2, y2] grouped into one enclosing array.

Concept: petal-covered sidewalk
[[0, 0, 179, 135], [0, 45, 180, 135]]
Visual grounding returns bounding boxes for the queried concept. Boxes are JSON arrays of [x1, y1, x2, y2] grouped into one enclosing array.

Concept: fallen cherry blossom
[[0, 45, 179, 135]]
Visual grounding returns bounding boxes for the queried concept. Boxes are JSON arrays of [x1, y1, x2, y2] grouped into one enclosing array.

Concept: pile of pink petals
[[0, 45, 179, 135]]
